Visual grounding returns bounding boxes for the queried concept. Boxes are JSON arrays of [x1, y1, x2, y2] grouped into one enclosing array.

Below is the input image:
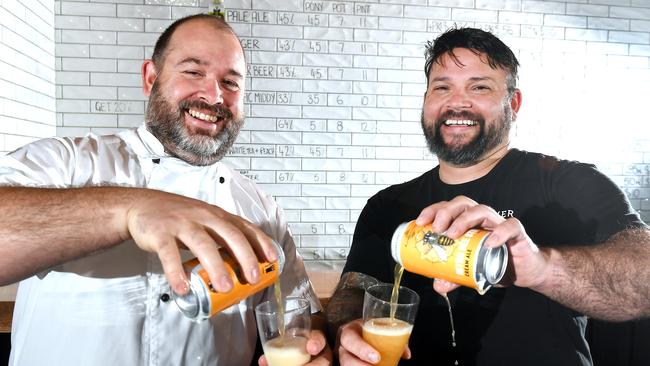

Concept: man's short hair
[[424, 27, 519, 95], [151, 14, 238, 71]]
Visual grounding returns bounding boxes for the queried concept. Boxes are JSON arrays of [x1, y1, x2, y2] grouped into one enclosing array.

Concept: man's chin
[[185, 122, 223, 138], [436, 141, 475, 155], [183, 137, 221, 155], [431, 141, 479, 162]]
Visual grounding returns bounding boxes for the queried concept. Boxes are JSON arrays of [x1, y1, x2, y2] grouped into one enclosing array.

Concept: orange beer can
[[391, 221, 507, 294], [173, 241, 285, 321]]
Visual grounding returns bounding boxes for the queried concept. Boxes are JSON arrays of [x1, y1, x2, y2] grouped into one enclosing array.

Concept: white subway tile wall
[[2, 0, 650, 271], [1, 0, 56, 152]]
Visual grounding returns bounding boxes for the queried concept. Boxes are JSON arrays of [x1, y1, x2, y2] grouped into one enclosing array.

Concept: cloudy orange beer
[[362, 284, 419, 366], [362, 317, 414, 366]]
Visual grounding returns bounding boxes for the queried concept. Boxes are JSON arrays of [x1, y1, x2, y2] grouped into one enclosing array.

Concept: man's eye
[[223, 80, 240, 91], [183, 71, 202, 77], [473, 85, 490, 91], [432, 86, 449, 91]]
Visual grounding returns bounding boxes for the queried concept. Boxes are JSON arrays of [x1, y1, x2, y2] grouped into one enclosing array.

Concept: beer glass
[[362, 284, 420, 366], [255, 297, 311, 366]]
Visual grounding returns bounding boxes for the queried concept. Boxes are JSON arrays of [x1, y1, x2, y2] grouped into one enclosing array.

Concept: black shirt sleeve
[[547, 159, 646, 243]]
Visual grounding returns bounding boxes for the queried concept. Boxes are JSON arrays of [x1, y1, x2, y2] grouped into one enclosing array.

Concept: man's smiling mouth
[[188, 108, 220, 123], [444, 119, 478, 126]]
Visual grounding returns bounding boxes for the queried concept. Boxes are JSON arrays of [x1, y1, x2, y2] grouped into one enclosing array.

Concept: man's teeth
[[445, 119, 477, 126], [188, 109, 218, 123]]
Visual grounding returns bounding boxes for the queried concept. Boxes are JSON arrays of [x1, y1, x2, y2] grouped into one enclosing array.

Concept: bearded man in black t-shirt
[[326, 27, 650, 366]]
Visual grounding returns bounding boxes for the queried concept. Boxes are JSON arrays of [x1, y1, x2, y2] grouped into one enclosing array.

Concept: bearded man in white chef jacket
[[0, 14, 331, 366]]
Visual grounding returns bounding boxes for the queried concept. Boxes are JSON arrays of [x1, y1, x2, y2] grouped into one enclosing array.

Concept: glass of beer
[[255, 297, 311, 366], [362, 284, 420, 366]]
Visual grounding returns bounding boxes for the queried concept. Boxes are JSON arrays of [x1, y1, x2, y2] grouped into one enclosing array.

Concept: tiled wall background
[[0, 0, 56, 152], [1, 0, 649, 271]]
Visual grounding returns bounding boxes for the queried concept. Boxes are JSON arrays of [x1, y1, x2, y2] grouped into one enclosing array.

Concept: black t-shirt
[[344, 149, 645, 366]]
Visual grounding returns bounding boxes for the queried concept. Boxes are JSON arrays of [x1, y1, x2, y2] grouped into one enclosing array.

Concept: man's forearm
[[0, 186, 134, 285], [533, 228, 650, 321], [325, 272, 380, 345]]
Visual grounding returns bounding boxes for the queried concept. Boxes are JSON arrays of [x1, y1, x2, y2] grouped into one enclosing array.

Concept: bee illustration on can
[[416, 229, 456, 262]]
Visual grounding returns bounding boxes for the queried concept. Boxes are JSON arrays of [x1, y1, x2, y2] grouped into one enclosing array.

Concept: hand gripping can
[[173, 240, 285, 321], [391, 221, 507, 294]]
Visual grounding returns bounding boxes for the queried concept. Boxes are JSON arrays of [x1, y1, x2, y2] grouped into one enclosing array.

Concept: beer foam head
[[363, 318, 413, 336], [265, 335, 307, 349]]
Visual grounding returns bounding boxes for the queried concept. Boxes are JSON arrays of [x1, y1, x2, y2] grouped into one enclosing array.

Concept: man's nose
[[445, 89, 471, 110], [198, 78, 224, 105]]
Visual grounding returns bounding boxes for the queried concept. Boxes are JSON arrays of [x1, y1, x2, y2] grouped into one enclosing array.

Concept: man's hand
[[416, 195, 550, 294], [124, 189, 278, 295], [304, 329, 334, 366], [258, 329, 333, 366], [336, 319, 410, 365]]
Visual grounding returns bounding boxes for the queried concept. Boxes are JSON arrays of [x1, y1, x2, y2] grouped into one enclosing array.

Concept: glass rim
[[255, 296, 310, 316], [365, 283, 419, 306]]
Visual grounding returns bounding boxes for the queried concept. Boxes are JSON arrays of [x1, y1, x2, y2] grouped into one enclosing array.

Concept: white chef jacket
[[1, 125, 320, 366]]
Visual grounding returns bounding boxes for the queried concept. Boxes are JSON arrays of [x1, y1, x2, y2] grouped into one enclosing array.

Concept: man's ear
[[142, 60, 158, 97], [510, 89, 522, 121]]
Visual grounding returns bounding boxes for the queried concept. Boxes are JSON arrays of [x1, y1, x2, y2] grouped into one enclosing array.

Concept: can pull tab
[[423, 231, 455, 246]]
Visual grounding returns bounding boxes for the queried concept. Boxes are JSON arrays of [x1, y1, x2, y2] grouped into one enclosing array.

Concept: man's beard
[[421, 102, 512, 167], [145, 82, 243, 166]]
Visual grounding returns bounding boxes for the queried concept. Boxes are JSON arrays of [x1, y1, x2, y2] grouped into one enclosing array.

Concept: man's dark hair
[[424, 27, 519, 94], [151, 14, 237, 71]]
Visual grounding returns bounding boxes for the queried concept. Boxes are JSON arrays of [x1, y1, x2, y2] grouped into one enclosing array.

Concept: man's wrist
[[528, 247, 561, 295]]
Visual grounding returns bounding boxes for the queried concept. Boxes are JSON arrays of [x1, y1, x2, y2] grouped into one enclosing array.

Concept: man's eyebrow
[[177, 57, 205, 67], [468, 76, 496, 82], [430, 76, 496, 82], [176, 57, 244, 78], [431, 76, 450, 83], [226, 68, 244, 79]]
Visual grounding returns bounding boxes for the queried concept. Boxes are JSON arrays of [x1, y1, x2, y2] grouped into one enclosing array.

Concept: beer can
[[173, 240, 285, 321], [391, 221, 507, 294]]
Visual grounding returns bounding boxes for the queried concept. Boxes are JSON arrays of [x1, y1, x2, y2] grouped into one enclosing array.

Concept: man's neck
[[438, 144, 511, 184]]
